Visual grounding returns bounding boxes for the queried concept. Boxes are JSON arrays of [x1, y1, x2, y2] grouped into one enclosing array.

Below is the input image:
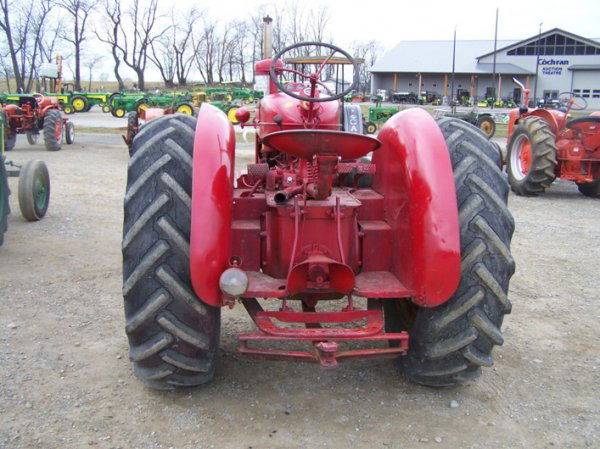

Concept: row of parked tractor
[[0, 86, 264, 125]]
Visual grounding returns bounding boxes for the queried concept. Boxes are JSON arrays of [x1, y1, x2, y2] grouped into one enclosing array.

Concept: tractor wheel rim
[[480, 121, 492, 135], [116, 109, 125, 117], [55, 120, 63, 141], [511, 134, 532, 180], [34, 176, 48, 210], [227, 108, 238, 122], [72, 99, 85, 111], [178, 105, 193, 115]]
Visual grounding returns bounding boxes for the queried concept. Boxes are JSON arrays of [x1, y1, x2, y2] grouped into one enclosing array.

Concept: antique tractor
[[506, 79, 600, 197], [2, 95, 74, 151], [1, 114, 51, 246], [122, 42, 515, 389], [364, 105, 400, 134]]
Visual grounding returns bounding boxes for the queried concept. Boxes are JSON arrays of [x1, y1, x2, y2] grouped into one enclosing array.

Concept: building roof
[[370, 39, 519, 74], [477, 28, 600, 59], [371, 28, 600, 75]]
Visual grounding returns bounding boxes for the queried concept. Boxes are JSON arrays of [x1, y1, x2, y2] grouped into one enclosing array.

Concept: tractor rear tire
[[576, 179, 600, 198], [43, 110, 63, 151], [507, 116, 557, 196], [122, 114, 221, 390], [26, 132, 39, 145], [18, 160, 50, 221], [386, 117, 515, 387], [4, 131, 16, 151], [0, 159, 9, 246]]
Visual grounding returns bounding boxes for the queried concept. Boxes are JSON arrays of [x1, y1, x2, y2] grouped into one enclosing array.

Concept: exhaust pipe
[[262, 16, 273, 59]]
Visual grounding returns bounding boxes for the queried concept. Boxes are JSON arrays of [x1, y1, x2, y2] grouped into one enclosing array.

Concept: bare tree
[[95, 0, 124, 91], [352, 40, 382, 93], [59, 0, 98, 91], [84, 54, 103, 90], [193, 21, 218, 84], [148, 7, 201, 87], [0, 0, 23, 91], [116, 0, 165, 90]]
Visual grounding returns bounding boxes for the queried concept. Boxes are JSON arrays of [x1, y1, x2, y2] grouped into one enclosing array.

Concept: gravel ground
[[0, 135, 599, 449]]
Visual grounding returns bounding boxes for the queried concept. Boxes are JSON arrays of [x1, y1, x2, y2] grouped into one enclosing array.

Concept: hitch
[[238, 298, 409, 367]]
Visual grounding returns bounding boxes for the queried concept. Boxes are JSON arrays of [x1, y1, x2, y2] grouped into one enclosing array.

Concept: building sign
[[539, 58, 569, 76]]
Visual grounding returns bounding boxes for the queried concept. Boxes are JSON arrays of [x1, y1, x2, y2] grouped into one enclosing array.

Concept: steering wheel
[[269, 42, 358, 103], [558, 92, 588, 111]]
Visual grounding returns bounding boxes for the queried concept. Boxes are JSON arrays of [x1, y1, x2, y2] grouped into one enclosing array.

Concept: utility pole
[[533, 23, 543, 107], [491, 8, 499, 109], [451, 26, 456, 112]]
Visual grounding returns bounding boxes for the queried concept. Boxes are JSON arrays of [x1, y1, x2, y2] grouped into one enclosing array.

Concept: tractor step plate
[[238, 298, 409, 368]]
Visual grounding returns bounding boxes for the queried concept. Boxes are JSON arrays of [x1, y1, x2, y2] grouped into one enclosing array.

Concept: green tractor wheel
[[365, 122, 377, 134], [176, 103, 194, 115], [18, 159, 50, 221], [476, 115, 496, 138], [113, 108, 126, 118], [102, 104, 111, 113], [226, 106, 239, 124], [71, 95, 89, 112], [135, 99, 149, 114], [62, 104, 75, 115]]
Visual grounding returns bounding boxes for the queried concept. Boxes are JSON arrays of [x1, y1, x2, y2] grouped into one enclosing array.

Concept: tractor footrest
[[239, 298, 409, 367]]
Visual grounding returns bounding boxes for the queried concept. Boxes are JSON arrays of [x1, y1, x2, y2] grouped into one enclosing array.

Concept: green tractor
[[109, 92, 194, 118], [364, 105, 400, 134]]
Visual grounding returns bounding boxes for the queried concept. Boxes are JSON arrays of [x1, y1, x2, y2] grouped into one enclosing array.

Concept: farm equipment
[[506, 78, 600, 197], [109, 93, 194, 118], [121, 42, 515, 390], [1, 114, 51, 246], [436, 109, 497, 138], [364, 105, 400, 134], [1, 94, 74, 152]]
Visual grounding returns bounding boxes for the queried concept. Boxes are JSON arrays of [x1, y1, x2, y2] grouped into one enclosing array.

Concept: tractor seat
[[18, 97, 37, 109], [566, 116, 600, 130], [262, 130, 381, 160]]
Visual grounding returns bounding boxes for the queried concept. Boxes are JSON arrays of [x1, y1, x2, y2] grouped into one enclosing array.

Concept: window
[[582, 89, 590, 98], [432, 83, 437, 87], [543, 90, 559, 100], [506, 33, 600, 56], [408, 82, 412, 86], [574, 89, 581, 96], [593, 90, 600, 98]]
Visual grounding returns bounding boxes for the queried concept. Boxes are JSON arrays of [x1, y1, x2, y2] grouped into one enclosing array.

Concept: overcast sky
[[208, 0, 600, 50], [87, 0, 600, 83]]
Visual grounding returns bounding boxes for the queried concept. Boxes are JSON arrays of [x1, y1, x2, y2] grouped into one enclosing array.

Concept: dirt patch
[[0, 137, 598, 448]]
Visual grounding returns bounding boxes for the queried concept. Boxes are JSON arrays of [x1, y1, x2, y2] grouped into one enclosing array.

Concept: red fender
[[372, 108, 461, 307], [190, 104, 236, 306]]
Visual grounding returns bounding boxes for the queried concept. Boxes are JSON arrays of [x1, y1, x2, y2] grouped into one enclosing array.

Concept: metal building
[[370, 28, 600, 109]]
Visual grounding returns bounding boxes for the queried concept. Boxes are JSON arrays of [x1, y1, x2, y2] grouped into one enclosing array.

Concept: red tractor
[[506, 79, 600, 197], [1, 94, 74, 152], [122, 42, 515, 389]]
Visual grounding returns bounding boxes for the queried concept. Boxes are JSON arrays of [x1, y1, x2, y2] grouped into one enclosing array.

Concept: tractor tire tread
[[43, 109, 63, 151], [399, 117, 515, 387], [507, 116, 557, 196], [122, 113, 220, 389]]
